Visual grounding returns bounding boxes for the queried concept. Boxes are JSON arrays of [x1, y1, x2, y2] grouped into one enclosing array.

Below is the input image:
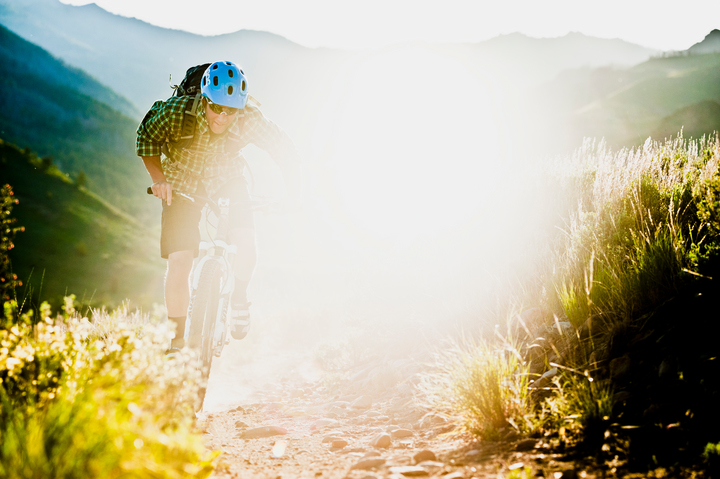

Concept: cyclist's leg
[[229, 226, 257, 302], [228, 225, 256, 340], [166, 250, 193, 345], [161, 195, 203, 348]]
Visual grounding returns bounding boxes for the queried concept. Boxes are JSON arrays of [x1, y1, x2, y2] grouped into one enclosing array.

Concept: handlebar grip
[[147, 186, 153, 195]]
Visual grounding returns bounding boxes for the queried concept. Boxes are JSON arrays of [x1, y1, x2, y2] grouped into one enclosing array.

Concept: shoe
[[165, 347, 182, 359], [165, 337, 185, 358], [229, 302, 251, 340]]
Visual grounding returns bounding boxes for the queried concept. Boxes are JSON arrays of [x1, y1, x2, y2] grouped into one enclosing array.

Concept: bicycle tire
[[187, 258, 222, 409]]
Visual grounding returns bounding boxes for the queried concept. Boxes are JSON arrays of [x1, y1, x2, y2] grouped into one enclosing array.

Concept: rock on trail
[[236, 425, 289, 439]]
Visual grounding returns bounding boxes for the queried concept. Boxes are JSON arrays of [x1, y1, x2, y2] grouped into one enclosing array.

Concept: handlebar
[[146, 186, 210, 204], [146, 186, 284, 213]]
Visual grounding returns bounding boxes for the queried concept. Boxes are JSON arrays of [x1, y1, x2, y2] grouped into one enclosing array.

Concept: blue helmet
[[201, 61, 248, 109]]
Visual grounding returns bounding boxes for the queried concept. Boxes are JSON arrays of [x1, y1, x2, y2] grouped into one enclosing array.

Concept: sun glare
[[315, 46, 505, 247]]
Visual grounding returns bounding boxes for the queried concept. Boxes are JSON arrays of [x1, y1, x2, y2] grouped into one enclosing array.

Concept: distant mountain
[[688, 29, 720, 54], [523, 48, 720, 153], [0, 0, 658, 140], [0, 24, 152, 221], [4, 0, 713, 161], [0, 139, 163, 308], [449, 31, 658, 92]]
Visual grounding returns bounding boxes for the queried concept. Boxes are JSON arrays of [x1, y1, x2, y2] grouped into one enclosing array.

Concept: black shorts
[[160, 178, 255, 259]]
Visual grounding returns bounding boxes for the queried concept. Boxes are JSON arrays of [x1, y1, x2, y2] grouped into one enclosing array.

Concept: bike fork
[[213, 295, 230, 357]]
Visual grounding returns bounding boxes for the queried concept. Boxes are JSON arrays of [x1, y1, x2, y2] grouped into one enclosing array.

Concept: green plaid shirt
[[136, 96, 299, 196]]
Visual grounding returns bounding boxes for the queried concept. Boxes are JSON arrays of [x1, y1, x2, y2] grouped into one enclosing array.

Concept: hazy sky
[[60, 0, 719, 51]]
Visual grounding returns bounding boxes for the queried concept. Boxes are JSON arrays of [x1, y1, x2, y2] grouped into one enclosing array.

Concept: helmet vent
[[228, 70, 234, 78], [241, 80, 246, 91], [213, 76, 219, 86], [228, 85, 234, 95], [212, 64, 219, 70]]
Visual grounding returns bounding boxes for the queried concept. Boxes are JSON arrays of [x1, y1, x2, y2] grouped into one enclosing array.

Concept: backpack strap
[[178, 93, 201, 145], [162, 93, 201, 157]]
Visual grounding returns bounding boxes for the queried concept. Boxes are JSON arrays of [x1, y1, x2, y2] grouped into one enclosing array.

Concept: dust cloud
[[203, 46, 554, 409]]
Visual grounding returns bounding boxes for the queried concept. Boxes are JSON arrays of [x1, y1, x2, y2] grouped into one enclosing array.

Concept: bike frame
[[147, 187, 273, 362], [181, 194, 235, 361]]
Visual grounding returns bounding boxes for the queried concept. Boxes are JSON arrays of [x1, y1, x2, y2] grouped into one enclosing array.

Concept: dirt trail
[[197, 340, 592, 479]]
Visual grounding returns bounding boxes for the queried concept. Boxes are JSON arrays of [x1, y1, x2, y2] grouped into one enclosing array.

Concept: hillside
[[0, 24, 153, 222], [0, 20, 138, 119], [524, 49, 720, 154], [0, 139, 164, 309], [654, 100, 720, 141]]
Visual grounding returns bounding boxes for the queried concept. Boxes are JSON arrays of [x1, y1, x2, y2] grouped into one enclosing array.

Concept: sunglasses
[[206, 99, 240, 116]]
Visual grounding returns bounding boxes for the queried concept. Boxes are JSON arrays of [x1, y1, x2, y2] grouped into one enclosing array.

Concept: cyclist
[[136, 61, 301, 352]]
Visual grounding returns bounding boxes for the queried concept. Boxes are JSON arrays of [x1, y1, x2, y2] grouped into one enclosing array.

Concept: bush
[[419, 334, 534, 439], [0, 299, 215, 478], [546, 136, 719, 324]]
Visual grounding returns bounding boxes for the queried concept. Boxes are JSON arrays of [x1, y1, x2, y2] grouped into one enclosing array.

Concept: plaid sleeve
[[242, 105, 301, 167], [135, 98, 186, 157]]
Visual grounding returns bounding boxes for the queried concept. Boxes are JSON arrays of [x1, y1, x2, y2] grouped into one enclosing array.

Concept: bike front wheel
[[187, 258, 223, 409]]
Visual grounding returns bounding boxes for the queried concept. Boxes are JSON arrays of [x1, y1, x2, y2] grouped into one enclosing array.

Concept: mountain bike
[[147, 186, 272, 409]]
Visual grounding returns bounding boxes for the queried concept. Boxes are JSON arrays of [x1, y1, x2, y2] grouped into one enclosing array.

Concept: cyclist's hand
[[151, 181, 173, 205]]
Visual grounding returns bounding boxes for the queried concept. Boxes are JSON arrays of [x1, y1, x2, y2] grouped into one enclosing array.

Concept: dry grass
[[421, 132, 720, 442], [419, 333, 535, 439]]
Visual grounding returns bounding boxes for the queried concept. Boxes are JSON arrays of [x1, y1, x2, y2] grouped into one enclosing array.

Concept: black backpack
[[163, 63, 247, 154], [173, 63, 210, 98]]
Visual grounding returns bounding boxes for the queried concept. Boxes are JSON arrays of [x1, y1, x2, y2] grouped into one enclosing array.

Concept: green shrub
[[0, 300, 215, 478], [697, 176, 720, 236], [419, 332, 614, 443]]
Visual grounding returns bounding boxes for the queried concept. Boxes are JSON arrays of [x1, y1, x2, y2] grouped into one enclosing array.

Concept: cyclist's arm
[[242, 106, 303, 199], [142, 155, 173, 205], [136, 99, 186, 205]]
